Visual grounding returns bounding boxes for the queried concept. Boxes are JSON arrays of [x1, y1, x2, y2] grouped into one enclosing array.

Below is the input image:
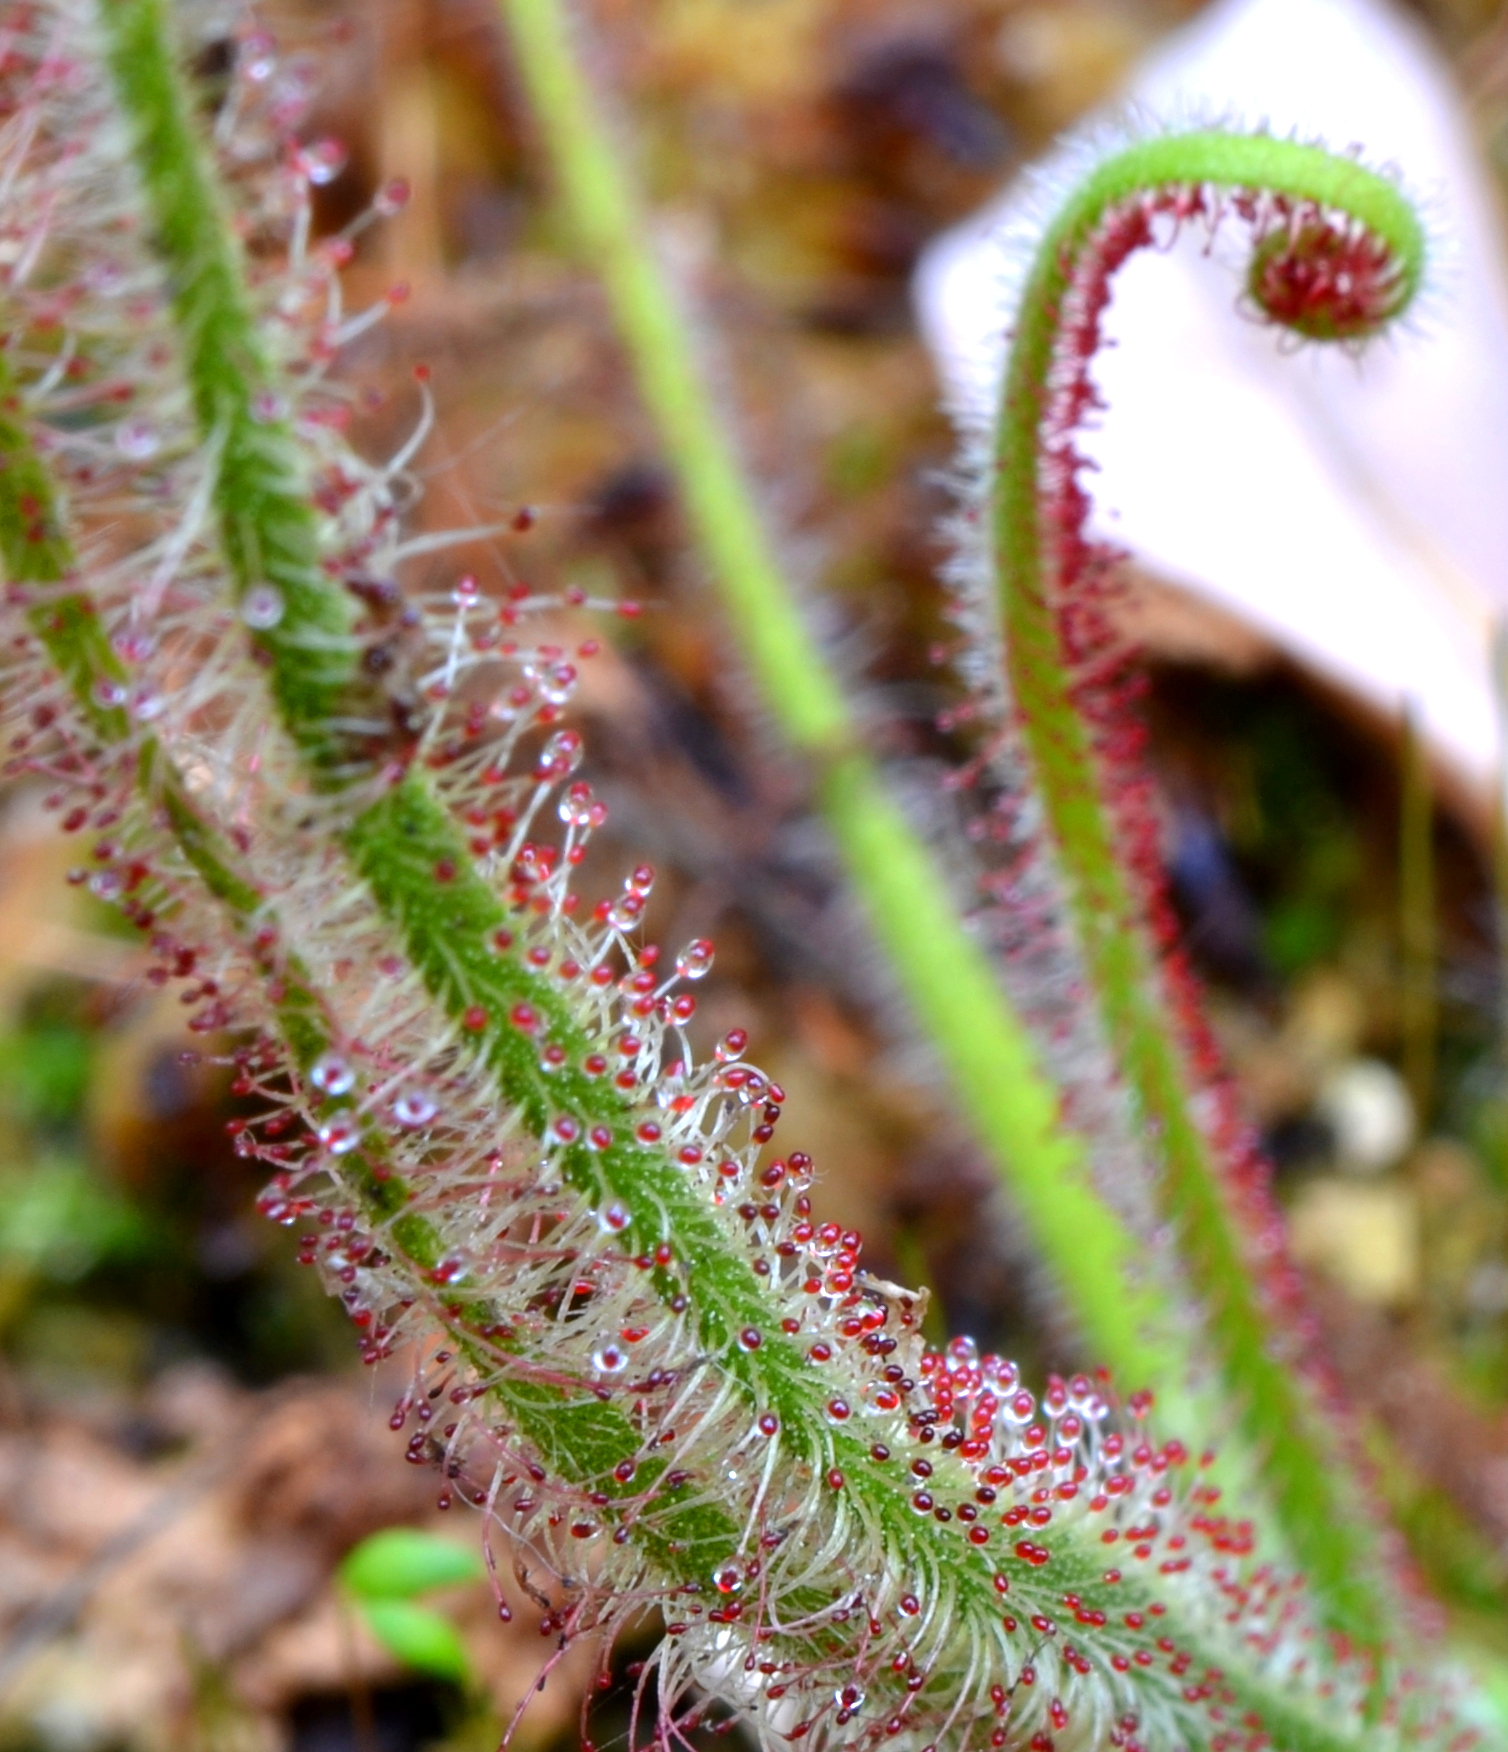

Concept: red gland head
[[1247, 208, 1408, 342]]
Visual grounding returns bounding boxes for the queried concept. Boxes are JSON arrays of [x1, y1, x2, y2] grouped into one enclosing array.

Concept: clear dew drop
[[239, 34, 276, 80], [242, 585, 285, 630], [115, 418, 160, 460], [712, 1561, 744, 1595], [675, 939, 715, 981], [317, 1116, 361, 1155], [537, 729, 584, 779], [558, 782, 597, 827], [298, 137, 348, 185], [591, 1342, 628, 1375], [1069, 1374, 1109, 1420], [83, 259, 126, 296], [598, 1200, 631, 1234], [270, 61, 316, 125], [375, 176, 411, 217], [88, 870, 122, 901], [310, 1051, 356, 1096], [392, 1089, 438, 1128], [539, 662, 577, 707]]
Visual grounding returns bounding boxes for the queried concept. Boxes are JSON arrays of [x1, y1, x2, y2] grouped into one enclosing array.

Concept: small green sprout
[[339, 1528, 486, 1685]]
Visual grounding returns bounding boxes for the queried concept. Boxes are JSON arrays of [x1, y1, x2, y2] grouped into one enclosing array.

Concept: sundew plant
[[0, 0, 1489, 1748]]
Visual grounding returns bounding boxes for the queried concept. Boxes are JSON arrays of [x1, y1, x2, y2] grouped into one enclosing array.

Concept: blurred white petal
[[914, 0, 1508, 792]]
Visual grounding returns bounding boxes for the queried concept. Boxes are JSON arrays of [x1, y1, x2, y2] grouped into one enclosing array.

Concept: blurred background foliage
[[8, 0, 1508, 1747]]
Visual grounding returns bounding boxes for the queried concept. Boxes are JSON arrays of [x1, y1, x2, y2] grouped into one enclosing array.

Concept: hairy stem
[[0, 341, 751, 1594], [987, 133, 1425, 1647]]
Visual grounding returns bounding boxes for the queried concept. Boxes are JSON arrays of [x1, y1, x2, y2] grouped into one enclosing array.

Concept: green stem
[[988, 133, 1426, 1648], [489, 0, 1208, 1431], [95, 0, 381, 775]]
